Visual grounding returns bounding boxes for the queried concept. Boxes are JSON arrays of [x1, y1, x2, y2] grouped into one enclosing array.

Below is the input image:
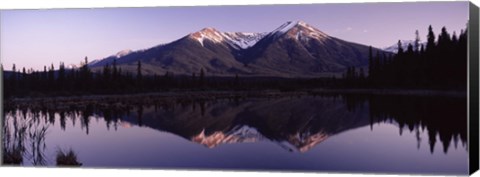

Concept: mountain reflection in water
[[2, 94, 467, 173]]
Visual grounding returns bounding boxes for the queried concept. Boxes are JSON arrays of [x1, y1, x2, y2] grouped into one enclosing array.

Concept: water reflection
[[341, 94, 467, 154], [3, 109, 49, 165], [2, 94, 467, 170]]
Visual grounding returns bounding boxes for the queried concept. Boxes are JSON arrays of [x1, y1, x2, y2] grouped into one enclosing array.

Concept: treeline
[[344, 25, 467, 90], [2, 57, 341, 98], [3, 57, 215, 97]]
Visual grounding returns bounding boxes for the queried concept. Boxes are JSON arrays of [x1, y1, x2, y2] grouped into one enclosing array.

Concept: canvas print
[[0, 1, 475, 175]]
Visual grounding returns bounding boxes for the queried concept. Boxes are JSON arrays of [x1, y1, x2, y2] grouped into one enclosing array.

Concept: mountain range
[[119, 96, 371, 153], [89, 21, 387, 78], [383, 40, 427, 53]]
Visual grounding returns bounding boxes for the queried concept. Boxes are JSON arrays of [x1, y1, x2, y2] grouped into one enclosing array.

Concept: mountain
[[383, 40, 427, 53], [87, 49, 131, 68], [242, 21, 381, 77], [120, 96, 371, 152], [191, 125, 265, 148], [90, 21, 387, 77], [90, 27, 263, 76]]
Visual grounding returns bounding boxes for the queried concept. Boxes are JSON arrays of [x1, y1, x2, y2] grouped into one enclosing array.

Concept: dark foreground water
[[2, 94, 468, 175]]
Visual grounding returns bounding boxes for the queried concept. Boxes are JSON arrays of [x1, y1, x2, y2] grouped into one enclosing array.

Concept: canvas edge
[[469, 1, 480, 175], [0, 1, 476, 176], [0, 10, 4, 167]]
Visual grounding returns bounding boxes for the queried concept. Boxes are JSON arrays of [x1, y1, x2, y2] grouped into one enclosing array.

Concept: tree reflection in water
[[2, 94, 467, 166]]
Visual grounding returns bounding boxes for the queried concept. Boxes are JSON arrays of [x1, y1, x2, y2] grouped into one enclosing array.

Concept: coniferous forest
[[2, 25, 467, 98], [344, 25, 468, 90]]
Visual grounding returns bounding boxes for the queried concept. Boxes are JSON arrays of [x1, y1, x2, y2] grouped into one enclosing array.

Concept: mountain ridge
[[90, 21, 388, 77]]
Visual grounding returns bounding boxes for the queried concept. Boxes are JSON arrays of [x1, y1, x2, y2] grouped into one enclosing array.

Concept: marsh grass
[[2, 113, 27, 165], [3, 147, 23, 165], [56, 148, 82, 166]]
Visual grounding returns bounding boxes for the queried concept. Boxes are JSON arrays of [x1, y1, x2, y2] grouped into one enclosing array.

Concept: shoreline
[[308, 88, 466, 97], [4, 89, 466, 111], [7, 89, 467, 102]]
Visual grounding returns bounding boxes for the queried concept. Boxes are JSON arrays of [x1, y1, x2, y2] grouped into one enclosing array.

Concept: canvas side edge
[[469, 1, 480, 175]]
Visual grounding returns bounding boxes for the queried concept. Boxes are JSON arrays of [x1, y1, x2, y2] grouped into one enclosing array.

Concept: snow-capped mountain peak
[[187, 21, 329, 49], [188, 27, 266, 49], [189, 27, 225, 46], [297, 20, 308, 26], [270, 21, 298, 37], [269, 21, 329, 41]]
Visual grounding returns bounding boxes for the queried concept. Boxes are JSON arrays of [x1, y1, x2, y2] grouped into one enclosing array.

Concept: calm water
[[2, 94, 468, 175]]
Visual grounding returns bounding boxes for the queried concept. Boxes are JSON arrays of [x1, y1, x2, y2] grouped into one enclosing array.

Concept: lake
[[2, 94, 468, 175]]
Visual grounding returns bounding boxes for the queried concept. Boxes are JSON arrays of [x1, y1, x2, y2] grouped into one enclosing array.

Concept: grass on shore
[[56, 148, 82, 167]]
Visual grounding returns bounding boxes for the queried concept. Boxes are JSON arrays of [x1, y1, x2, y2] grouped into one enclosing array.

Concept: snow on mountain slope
[[288, 21, 330, 41], [88, 49, 132, 67], [188, 27, 226, 47], [115, 49, 132, 58], [222, 32, 267, 49], [267, 21, 330, 41], [188, 27, 266, 49], [270, 21, 298, 37], [191, 125, 264, 148]]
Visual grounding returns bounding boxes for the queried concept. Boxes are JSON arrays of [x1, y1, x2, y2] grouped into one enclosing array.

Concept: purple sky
[[0, 1, 469, 71]]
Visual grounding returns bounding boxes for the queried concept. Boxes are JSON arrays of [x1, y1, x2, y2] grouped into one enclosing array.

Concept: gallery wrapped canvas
[[1, 0, 479, 176]]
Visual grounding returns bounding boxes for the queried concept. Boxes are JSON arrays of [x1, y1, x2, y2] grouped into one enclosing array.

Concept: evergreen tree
[[137, 61, 142, 81], [438, 26, 451, 47], [22, 67, 27, 80], [368, 46, 374, 80], [199, 68, 205, 87], [191, 72, 196, 87], [407, 43, 414, 54], [397, 40, 404, 54], [112, 59, 118, 80], [235, 74, 239, 87], [48, 63, 55, 89], [452, 31, 458, 44], [43, 66, 47, 80], [80, 56, 91, 91], [414, 30, 420, 52], [136, 61, 143, 89], [58, 62, 66, 89], [374, 51, 381, 76], [426, 25, 436, 51], [103, 64, 111, 80], [11, 64, 17, 82], [359, 68, 365, 80]]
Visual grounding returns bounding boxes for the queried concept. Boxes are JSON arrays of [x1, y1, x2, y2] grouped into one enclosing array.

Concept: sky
[[0, 1, 470, 71]]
